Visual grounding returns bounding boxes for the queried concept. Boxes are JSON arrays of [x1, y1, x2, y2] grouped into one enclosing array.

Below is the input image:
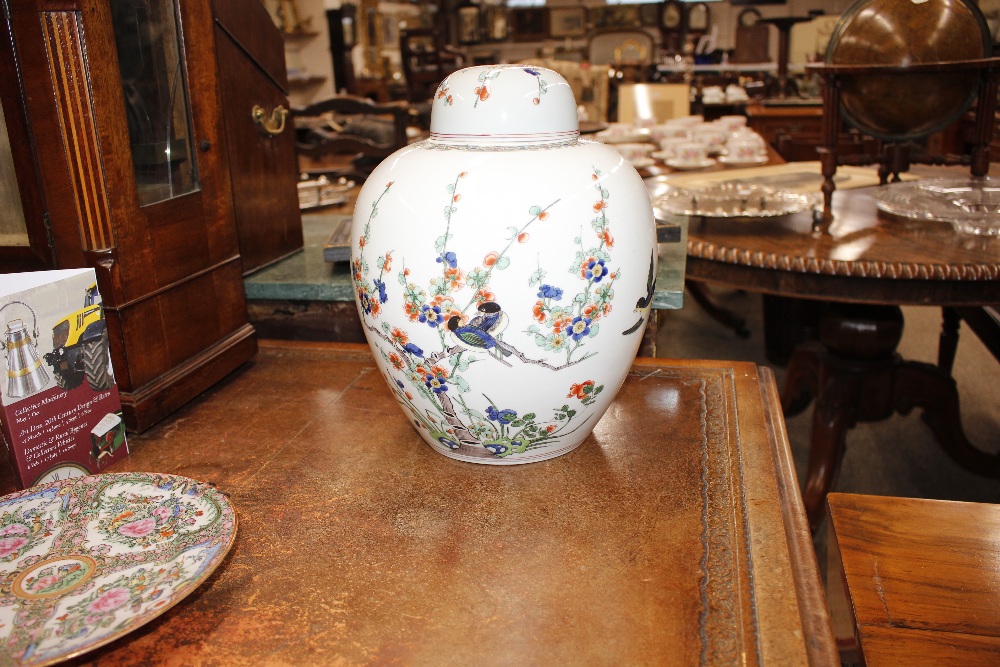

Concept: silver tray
[[875, 177, 1000, 236], [652, 182, 818, 219]]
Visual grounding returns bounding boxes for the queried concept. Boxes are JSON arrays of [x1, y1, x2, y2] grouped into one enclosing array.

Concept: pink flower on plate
[[0, 523, 28, 536], [30, 574, 60, 592], [152, 506, 172, 522], [119, 517, 156, 538], [87, 587, 130, 614], [0, 536, 28, 558]]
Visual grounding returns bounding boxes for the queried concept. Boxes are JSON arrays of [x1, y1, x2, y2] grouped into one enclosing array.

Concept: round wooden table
[[683, 181, 1000, 527]]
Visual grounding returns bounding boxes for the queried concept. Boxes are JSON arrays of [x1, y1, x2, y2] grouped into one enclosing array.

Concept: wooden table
[[681, 177, 1000, 528], [16, 342, 835, 665], [826, 493, 1000, 666]]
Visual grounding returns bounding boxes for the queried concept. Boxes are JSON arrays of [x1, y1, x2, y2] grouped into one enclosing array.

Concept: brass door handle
[[252, 104, 288, 137]]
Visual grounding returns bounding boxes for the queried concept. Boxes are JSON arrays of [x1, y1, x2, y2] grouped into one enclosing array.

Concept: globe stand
[[807, 58, 1000, 227]]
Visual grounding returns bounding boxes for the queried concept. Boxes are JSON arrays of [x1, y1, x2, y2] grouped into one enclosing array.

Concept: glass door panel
[[110, 0, 199, 207], [0, 103, 28, 247]]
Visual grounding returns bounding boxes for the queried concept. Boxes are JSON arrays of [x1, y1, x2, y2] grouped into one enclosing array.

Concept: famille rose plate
[[0, 473, 237, 665]]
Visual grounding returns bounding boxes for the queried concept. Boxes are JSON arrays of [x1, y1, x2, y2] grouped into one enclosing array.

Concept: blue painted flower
[[583, 258, 609, 283], [537, 284, 563, 301], [373, 278, 388, 303], [486, 406, 517, 424], [419, 304, 444, 327], [485, 442, 509, 455], [570, 316, 592, 341], [523, 68, 541, 77], [395, 379, 405, 389], [438, 435, 461, 450], [403, 342, 424, 358], [424, 373, 448, 394], [436, 251, 458, 268]]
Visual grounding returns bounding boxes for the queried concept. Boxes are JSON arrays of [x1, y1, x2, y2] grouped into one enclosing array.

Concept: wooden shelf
[[288, 75, 326, 87]]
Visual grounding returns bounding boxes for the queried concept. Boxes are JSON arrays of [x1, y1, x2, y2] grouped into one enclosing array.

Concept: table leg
[[781, 304, 1000, 530], [685, 280, 750, 338]]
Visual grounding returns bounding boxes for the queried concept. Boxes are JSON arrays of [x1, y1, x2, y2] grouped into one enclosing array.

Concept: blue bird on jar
[[447, 302, 512, 357]]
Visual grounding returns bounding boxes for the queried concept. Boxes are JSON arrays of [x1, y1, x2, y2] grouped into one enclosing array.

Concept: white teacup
[[614, 142, 655, 162], [693, 125, 728, 154], [725, 137, 766, 162], [649, 124, 686, 143], [718, 115, 748, 132], [675, 141, 709, 166], [657, 136, 689, 158]]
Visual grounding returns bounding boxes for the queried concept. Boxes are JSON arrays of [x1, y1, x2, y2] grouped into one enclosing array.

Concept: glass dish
[[653, 182, 818, 218], [875, 177, 1000, 235]]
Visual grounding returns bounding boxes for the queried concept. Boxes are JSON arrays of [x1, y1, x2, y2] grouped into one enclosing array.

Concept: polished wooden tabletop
[[18, 341, 835, 666], [826, 493, 1000, 665], [683, 169, 1000, 307]]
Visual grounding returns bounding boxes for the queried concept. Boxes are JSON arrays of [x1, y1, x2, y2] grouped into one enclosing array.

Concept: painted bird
[[448, 302, 512, 356], [635, 250, 656, 311], [623, 250, 656, 336]]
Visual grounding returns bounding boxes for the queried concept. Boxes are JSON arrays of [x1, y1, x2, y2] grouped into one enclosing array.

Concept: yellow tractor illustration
[[43, 283, 113, 391]]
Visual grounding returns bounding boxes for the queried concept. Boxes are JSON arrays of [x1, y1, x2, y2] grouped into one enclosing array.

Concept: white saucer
[[595, 129, 650, 144], [651, 151, 674, 161], [628, 157, 656, 169], [719, 154, 769, 167], [667, 157, 717, 171]]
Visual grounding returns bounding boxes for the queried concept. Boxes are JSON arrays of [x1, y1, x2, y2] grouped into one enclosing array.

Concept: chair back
[[399, 27, 462, 102], [293, 96, 411, 180], [587, 30, 655, 68]]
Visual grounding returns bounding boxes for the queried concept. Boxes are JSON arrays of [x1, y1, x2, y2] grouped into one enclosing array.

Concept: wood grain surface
[[827, 493, 1000, 666]]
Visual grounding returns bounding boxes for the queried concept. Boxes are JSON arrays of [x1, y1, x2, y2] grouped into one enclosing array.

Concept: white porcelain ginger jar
[[351, 64, 657, 464]]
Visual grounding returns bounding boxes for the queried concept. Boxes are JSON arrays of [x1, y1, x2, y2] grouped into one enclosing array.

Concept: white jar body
[[351, 139, 657, 464]]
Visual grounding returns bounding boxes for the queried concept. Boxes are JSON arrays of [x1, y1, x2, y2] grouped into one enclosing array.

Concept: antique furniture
[[0, 341, 836, 664], [0, 0, 264, 432], [826, 493, 1000, 665], [399, 26, 463, 102], [587, 29, 656, 82], [809, 0, 1000, 223], [215, 0, 304, 274], [758, 16, 814, 98], [293, 96, 411, 181], [682, 180, 1000, 528]]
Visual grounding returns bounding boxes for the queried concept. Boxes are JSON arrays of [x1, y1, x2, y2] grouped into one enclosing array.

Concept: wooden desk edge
[[759, 366, 839, 666]]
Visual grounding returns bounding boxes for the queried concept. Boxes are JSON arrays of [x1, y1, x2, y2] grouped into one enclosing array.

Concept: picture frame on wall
[[590, 5, 639, 30], [457, 5, 481, 44], [509, 8, 548, 42], [549, 6, 587, 38]]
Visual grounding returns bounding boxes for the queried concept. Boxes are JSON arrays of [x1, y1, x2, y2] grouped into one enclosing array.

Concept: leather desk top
[[12, 342, 834, 666]]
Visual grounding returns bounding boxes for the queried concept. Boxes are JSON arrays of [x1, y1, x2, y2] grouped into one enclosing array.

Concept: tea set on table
[[595, 114, 769, 171]]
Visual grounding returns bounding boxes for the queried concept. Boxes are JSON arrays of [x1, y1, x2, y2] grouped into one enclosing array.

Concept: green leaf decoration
[[529, 205, 542, 216], [495, 256, 510, 270], [588, 323, 600, 337]]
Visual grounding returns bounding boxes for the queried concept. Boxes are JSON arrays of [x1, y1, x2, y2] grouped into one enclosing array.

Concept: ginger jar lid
[[429, 64, 579, 147]]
